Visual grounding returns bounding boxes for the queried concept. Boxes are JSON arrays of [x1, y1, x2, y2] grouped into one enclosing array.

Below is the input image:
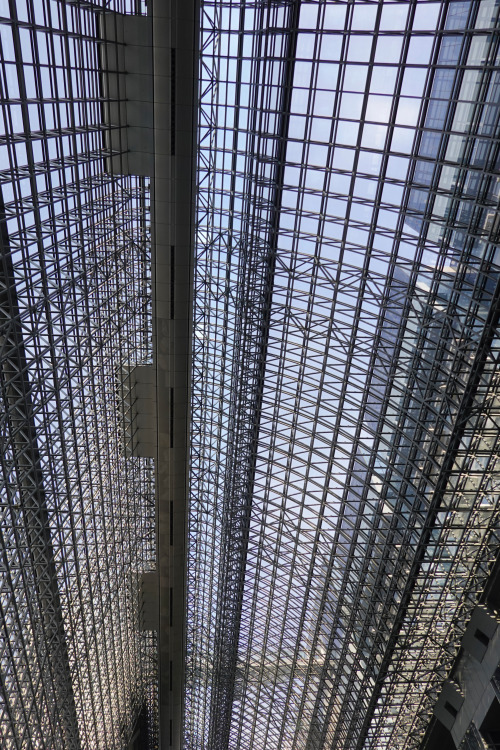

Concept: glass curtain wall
[[0, 0, 156, 747], [187, 1, 500, 749]]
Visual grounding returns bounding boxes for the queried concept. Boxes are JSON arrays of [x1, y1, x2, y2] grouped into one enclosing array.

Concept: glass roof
[[186, 0, 500, 748], [0, 1, 155, 746]]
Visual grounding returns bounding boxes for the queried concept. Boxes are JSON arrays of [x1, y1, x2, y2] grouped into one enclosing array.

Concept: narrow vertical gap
[[170, 387, 174, 448], [170, 245, 175, 319], [170, 500, 173, 546], [170, 660, 173, 691], [171, 48, 176, 155], [170, 586, 173, 627]]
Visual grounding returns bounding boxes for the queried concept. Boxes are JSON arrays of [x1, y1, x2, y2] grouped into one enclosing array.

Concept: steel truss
[[0, 0, 156, 747], [186, 1, 500, 749]]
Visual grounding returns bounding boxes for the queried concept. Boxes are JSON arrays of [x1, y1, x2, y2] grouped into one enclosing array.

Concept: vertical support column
[[152, 0, 198, 747]]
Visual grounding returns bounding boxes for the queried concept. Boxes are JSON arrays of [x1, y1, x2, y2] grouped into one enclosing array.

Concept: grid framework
[[0, 0, 156, 747], [186, 1, 500, 748]]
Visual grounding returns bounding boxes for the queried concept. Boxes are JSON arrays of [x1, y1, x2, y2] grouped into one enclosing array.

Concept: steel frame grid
[[187, 0, 302, 745], [187, 1, 500, 749], [0, 0, 156, 748]]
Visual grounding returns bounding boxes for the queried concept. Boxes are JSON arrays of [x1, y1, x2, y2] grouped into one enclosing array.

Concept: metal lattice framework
[[0, 0, 156, 747], [186, 1, 500, 749]]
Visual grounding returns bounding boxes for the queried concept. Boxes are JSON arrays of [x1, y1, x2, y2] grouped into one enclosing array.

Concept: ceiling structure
[[0, 0, 156, 746], [186, 1, 500, 748], [0, 0, 500, 748]]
